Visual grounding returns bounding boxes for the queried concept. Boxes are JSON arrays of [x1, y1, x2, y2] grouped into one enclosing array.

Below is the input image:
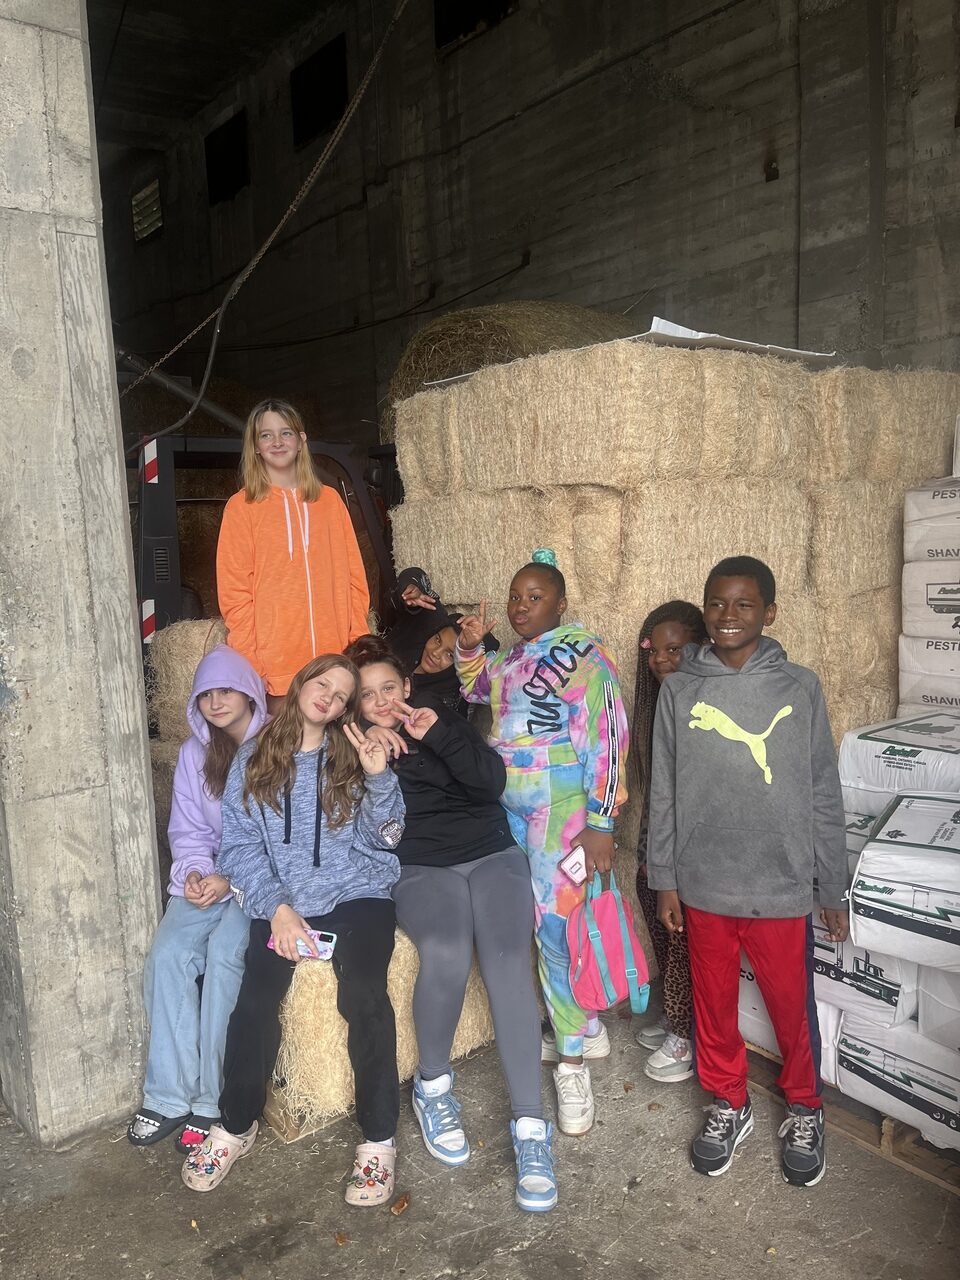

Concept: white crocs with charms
[[344, 1140, 396, 1206], [181, 1121, 258, 1192]]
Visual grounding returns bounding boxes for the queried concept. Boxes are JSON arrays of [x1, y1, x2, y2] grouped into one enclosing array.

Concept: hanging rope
[[121, 0, 411, 453]]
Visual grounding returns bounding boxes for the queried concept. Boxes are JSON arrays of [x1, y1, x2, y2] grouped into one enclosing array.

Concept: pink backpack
[[566, 870, 650, 1014]]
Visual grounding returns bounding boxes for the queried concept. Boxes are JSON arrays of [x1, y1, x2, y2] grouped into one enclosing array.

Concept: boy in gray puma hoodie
[[647, 556, 848, 1188]]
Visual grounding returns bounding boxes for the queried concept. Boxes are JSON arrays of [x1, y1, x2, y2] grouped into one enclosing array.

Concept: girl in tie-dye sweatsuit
[[456, 552, 628, 1134]]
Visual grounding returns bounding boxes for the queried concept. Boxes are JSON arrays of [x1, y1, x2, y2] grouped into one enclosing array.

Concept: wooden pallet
[[746, 1046, 960, 1197]]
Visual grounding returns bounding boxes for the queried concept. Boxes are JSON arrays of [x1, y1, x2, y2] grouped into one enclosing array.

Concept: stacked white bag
[[738, 737, 960, 1149], [900, 477, 960, 716], [844, 791, 960, 1147]]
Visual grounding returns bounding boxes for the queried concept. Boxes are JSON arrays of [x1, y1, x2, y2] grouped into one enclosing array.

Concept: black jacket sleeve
[[419, 712, 506, 802]]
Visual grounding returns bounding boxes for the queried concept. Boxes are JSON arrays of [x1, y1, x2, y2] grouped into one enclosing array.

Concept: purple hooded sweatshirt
[[167, 644, 268, 896]]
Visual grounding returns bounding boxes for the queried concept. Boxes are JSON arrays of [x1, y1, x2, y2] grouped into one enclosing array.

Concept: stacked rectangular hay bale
[[392, 342, 960, 910]]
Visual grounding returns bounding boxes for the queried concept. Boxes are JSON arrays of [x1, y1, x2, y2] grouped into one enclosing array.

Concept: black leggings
[[219, 897, 400, 1143]]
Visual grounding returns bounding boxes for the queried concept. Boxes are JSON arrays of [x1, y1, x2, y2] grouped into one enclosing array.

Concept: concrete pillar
[[0, 2, 160, 1144]]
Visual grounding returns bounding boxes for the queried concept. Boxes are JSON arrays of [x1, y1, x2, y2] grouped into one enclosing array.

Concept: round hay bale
[[383, 300, 638, 440], [276, 930, 494, 1127], [146, 618, 227, 742]]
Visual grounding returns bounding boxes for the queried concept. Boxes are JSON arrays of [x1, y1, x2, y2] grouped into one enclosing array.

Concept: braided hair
[[632, 600, 707, 798]]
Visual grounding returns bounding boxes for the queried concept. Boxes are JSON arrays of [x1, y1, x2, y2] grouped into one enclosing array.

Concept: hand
[[391, 699, 438, 741], [183, 871, 204, 903], [270, 904, 318, 961], [657, 890, 685, 934], [343, 721, 388, 775], [365, 723, 409, 760], [401, 583, 437, 611], [195, 873, 231, 907], [457, 600, 498, 651], [570, 827, 614, 879], [820, 906, 849, 943]]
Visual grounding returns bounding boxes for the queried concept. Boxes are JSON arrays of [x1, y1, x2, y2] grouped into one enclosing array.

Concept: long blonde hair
[[240, 398, 322, 503], [243, 655, 362, 829]]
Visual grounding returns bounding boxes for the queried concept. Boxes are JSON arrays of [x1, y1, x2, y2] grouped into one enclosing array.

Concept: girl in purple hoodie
[[128, 645, 268, 1151]]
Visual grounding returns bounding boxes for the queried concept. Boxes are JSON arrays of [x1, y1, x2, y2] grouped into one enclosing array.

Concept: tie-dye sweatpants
[[502, 744, 596, 1057]]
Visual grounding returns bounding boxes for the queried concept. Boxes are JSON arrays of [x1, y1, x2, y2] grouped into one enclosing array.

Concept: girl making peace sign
[[180, 654, 406, 1207]]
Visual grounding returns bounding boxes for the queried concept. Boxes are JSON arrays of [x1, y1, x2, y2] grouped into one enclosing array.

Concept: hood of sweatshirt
[[186, 644, 268, 745], [678, 634, 788, 680]]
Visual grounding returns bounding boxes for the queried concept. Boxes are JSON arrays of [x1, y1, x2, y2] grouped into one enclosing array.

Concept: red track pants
[[685, 906, 822, 1110]]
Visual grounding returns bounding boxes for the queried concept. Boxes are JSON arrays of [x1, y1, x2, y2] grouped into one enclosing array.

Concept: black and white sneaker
[[778, 1103, 826, 1187], [690, 1097, 754, 1176]]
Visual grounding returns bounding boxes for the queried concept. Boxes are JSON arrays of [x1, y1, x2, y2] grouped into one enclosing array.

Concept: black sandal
[[127, 1108, 190, 1147], [176, 1115, 219, 1153]]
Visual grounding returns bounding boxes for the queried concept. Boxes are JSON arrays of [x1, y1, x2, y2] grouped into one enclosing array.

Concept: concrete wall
[[102, 0, 960, 445], [0, 1, 159, 1143]]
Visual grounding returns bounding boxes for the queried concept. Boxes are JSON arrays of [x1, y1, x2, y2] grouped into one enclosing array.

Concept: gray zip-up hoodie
[[647, 636, 847, 916], [218, 737, 404, 920]]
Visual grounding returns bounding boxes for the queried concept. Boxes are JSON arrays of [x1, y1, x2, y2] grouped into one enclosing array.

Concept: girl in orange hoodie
[[217, 400, 370, 705]]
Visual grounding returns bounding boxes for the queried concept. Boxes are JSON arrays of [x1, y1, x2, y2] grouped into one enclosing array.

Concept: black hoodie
[[647, 636, 847, 916], [392, 706, 512, 867]]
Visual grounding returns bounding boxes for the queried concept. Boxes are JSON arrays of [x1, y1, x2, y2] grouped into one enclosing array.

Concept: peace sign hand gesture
[[458, 599, 497, 651], [391, 699, 438, 741], [342, 721, 388, 775]]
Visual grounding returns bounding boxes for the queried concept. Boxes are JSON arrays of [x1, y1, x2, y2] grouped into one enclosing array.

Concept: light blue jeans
[[142, 894, 250, 1118]]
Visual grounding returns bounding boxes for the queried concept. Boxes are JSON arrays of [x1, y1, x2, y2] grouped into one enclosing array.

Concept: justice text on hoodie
[[216, 485, 370, 696], [167, 645, 268, 897], [456, 622, 629, 834], [646, 635, 847, 917], [218, 738, 405, 920]]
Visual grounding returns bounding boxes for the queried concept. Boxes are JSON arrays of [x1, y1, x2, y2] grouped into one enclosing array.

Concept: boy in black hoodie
[[647, 556, 848, 1188]]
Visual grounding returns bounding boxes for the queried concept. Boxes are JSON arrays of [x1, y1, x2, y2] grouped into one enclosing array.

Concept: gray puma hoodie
[[646, 636, 847, 916]]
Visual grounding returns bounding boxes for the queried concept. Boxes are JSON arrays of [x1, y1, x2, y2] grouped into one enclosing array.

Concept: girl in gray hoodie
[[180, 654, 406, 1206]]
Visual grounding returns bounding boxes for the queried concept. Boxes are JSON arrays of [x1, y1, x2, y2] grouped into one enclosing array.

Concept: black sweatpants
[[219, 897, 400, 1142]]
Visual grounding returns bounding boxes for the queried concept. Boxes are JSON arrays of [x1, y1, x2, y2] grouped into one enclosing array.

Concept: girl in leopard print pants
[[633, 601, 706, 1083]]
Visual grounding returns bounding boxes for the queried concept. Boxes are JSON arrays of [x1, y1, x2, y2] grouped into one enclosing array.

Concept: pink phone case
[[559, 845, 587, 885]]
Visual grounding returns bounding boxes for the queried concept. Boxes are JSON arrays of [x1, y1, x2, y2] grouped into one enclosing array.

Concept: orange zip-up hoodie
[[216, 485, 370, 696]]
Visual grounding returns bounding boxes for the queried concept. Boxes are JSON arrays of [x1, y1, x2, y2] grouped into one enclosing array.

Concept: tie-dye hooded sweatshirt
[[456, 622, 629, 832]]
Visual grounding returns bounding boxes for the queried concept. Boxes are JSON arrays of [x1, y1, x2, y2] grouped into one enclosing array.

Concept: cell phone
[[267, 929, 337, 960], [559, 845, 587, 886]]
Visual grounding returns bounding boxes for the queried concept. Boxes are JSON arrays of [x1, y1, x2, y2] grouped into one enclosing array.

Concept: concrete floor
[[1, 1012, 957, 1280]]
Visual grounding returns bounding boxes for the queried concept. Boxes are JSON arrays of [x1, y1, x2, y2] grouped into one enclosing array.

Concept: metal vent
[[153, 546, 170, 582], [132, 179, 162, 242]]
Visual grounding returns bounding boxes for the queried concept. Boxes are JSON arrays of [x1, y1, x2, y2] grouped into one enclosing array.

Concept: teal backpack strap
[[609, 870, 649, 1015], [582, 873, 619, 1008]]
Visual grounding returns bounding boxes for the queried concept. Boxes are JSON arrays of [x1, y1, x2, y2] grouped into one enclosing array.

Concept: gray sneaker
[[643, 1033, 694, 1083], [635, 1017, 668, 1050], [778, 1103, 826, 1187], [690, 1097, 754, 1176]]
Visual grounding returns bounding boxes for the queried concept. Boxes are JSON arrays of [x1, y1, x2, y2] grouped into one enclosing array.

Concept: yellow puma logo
[[688, 702, 793, 784]]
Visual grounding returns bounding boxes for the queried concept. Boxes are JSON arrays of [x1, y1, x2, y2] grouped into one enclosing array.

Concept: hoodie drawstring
[[282, 784, 292, 845], [288, 490, 318, 658], [281, 489, 294, 560], [312, 754, 323, 867]]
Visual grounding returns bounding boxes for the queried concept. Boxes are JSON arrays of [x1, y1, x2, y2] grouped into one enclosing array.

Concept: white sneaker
[[644, 1033, 695, 1083], [635, 1017, 668, 1050], [553, 1064, 595, 1136], [541, 1023, 610, 1063]]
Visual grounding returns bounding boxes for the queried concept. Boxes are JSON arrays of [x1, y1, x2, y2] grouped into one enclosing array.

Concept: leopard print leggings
[[636, 860, 693, 1040]]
